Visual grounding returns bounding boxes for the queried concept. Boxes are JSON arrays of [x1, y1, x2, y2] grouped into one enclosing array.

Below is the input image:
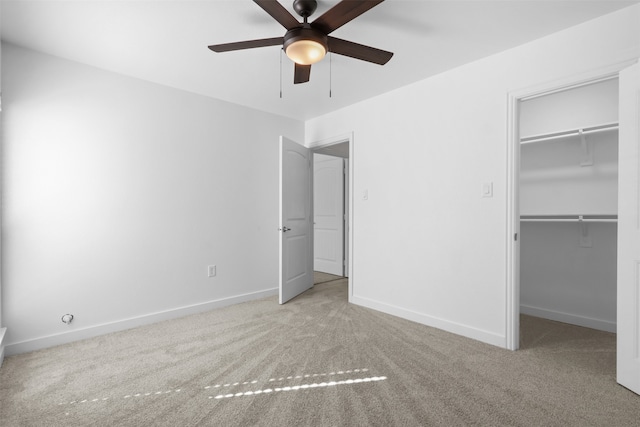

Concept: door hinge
[[514, 233, 518, 241]]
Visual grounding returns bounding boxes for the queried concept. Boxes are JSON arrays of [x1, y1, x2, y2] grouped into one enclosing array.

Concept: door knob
[[280, 226, 291, 232]]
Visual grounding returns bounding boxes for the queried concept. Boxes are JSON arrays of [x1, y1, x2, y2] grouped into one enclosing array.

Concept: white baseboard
[[5, 288, 278, 356], [520, 304, 616, 333], [351, 295, 506, 348]]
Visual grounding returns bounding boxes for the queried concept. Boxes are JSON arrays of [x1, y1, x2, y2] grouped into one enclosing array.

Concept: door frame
[[506, 61, 636, 350], [308, 132, 354, 302]]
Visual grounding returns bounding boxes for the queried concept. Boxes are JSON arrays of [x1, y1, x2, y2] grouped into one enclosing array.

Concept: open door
[[279, 136, 313, 304], [617, 62, 640, 395]]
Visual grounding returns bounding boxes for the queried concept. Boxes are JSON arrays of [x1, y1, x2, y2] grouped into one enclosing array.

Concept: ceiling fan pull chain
[[329, 52, 332, 98], [280, 48, 283, 99]]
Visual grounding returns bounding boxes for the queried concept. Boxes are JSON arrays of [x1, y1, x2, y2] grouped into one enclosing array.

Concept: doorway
[[506, 71, 624, 350], [518, 78, 618, 337], [309, 133, 354, 302], [313, 147, 348, 277], [506, 61, 640, 395]]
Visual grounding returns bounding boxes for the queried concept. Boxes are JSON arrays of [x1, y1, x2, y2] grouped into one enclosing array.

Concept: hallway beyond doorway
[[313, 271, 345, 285]]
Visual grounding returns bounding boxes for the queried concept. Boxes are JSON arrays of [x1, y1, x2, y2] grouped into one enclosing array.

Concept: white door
[[617, 62, 640, 395], [279, 136, 313, 304], [313, 154, 345, 276]]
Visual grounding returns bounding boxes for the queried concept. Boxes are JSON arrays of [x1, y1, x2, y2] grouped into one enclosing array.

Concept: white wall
[[520, 222, 617, 331], [519, 78, 619, 137], [1, 43, 303, 354], [520, 131, 618, 215], [305, 5, 640, 348]]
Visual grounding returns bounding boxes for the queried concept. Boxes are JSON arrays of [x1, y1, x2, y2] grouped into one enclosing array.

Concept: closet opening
[[517, 78, 619, 349]]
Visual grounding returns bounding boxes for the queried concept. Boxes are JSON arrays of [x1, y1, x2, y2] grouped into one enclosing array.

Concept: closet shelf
[[520, 214, 617, 223], [520, 122, 618, 144]]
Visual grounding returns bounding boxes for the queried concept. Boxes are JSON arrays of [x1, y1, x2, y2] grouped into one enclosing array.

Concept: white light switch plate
[[208, 265, 216, 277], [482, 182, 493, 198]]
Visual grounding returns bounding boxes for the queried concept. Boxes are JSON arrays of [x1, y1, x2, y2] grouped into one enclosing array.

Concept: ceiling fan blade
[[208, 37, 283, 52], [254, 0, 300, 30], [311, 0, 384, 34], [328, 37, 393, 65], [294, 63, 311, 84]]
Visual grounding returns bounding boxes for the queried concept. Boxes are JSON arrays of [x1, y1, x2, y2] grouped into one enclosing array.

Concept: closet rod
[[520, 215, 617, 223], [520, 122, 618, 144], [521, 218, 617, 223]]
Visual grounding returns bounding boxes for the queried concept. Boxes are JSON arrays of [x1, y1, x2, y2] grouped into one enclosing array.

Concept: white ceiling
[[2, 0, 638, 121]]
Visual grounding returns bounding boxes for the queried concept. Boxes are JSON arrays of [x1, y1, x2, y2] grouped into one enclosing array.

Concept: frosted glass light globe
[[285, 39, 326, 65]]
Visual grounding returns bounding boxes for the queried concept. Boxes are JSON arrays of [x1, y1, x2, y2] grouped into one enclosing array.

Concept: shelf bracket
[[579, 217, 592, 247], [579, 130, 593, 167]]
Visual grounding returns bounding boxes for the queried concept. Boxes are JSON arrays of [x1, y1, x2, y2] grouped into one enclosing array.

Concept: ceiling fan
[[208, 0, 393, 84]]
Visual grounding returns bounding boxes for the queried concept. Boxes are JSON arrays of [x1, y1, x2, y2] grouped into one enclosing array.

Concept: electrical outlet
[[208, 265, 217, 278]]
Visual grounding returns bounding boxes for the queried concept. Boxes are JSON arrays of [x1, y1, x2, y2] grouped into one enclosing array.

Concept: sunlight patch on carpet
[[203, 367, 369, 390], [209, 376, 388, 400], [59, 389, 182, 406], [56, 368, 382, 407]]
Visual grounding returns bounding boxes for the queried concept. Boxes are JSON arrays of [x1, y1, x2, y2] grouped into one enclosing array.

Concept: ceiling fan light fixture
[[283, 27, 328, 65], [286, 39, 326, 65]]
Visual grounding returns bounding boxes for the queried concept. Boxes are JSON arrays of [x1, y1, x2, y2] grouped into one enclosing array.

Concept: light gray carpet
[[1, 279, 638, 426], [313, 271, 344, 285]]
